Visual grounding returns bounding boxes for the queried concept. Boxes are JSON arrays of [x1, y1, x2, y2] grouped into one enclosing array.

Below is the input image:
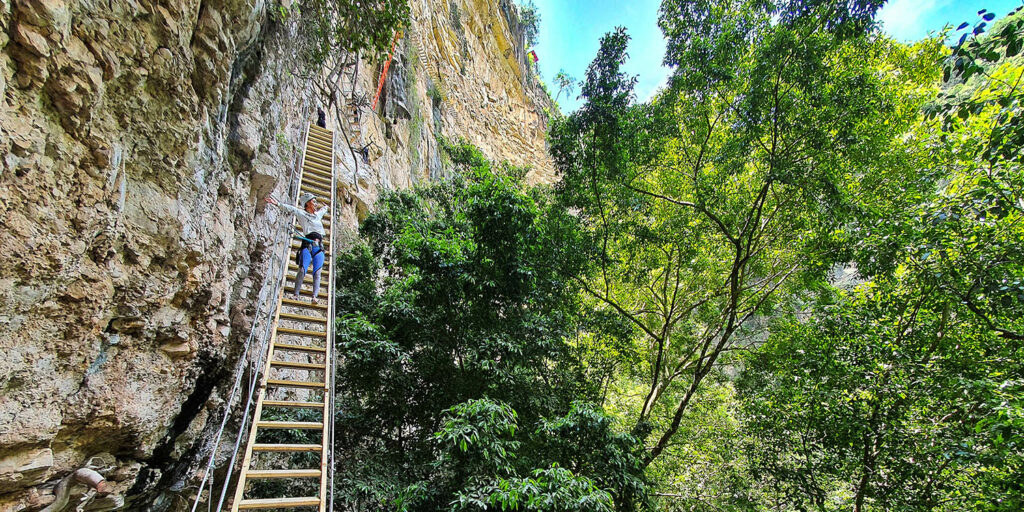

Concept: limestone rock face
[[348, 0, 557, 194], [0, 0, 555, 510]]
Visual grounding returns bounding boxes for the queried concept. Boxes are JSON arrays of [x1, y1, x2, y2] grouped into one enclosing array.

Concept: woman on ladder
[[265, 192, 328, 304]]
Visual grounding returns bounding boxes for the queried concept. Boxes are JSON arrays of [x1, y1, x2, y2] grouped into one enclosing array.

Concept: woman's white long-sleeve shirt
[[274, 202, 328, 236]]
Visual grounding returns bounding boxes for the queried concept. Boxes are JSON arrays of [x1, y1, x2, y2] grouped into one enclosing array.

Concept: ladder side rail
[[319, 127, 337, 512], [327, 127, 339, 512]]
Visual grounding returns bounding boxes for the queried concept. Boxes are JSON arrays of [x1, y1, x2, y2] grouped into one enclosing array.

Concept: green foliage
[[428, 83, 444, 105], [536, 402, 649, 510], [452, 465, 613, 512], [740, 278, 1022, 511], [936, 6, 1024, 165], [439, 400, 642, 512], [331, 140, 646, 510], [435, 399, 520, 476], [733, 6, 1024, 511], [315, 3, 1024, 511], [275, 131, 291, 154], [298, 0, 410, 66], [658, 0, 885, 90]]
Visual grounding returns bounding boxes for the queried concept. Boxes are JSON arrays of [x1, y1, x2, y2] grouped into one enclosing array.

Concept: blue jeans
[[294, 243, 325, 300]]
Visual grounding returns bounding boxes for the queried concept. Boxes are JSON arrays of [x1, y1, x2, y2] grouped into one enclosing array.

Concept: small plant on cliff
[[275, 132, 291, 154], [519, 1, 541, 48], [426, 83, 443, 105]]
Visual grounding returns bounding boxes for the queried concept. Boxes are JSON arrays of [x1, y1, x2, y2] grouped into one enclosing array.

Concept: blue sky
[[530, 0, 1024, 113]]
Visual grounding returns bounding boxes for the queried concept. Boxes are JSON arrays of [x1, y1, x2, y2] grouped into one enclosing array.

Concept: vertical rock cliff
[[0, 0, 555, 510]]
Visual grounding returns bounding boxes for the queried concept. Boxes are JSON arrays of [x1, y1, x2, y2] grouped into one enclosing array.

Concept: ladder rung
[[303, 156, 331, 169], [306, 139, 332, 151], [262, 400, 324, 408], [279, 312, 327, 323], [237, 497, 322, 509], [271, 360, 326, 370], [256, 420, 324, 430], [304, 160, 332, 173], [246, 469, 321, 479], [301, 183, 331, 195], [300, 185, 332, 197], [301, 173, 331, 185], [302, 174, 332, 188], [289, 263, 330, 272], [286, 273, 330, 286], [273, 342, 326, 353], [305, 154, 332, 167], [305, 145, 331, 158], [285, 272, 332, 284], [301, 176, 331, 188], [267, 379, 325, 389], [290, 278, 324, 290], [302, 166, 332, 178], [303, 155, 331, 168], [281, 297, 328, 310], [291, 288, 329, 299], [277, 327, 327, 338], [252, 443, 322, 452]]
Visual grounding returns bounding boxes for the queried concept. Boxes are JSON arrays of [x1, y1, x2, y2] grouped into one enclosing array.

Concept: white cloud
[[640, 71, 671, 103], [877, 0, 950, 41]]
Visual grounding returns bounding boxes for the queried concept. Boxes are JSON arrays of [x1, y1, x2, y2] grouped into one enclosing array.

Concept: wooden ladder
[[230, 124, 337, 511]]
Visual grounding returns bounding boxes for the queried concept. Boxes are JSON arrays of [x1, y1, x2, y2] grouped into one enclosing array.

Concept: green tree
[[298, 0, 410, 66], [331, 140, 647, 511], [740, 278, 1021, 511], [737, 9, 1024, 511], [547, 0, 935, 473], [519, 1, 541, 48], [553, 70, 577, 104]]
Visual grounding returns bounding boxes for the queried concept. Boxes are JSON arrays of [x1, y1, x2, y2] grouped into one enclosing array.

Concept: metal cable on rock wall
[[189, 124, 309, 512]]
